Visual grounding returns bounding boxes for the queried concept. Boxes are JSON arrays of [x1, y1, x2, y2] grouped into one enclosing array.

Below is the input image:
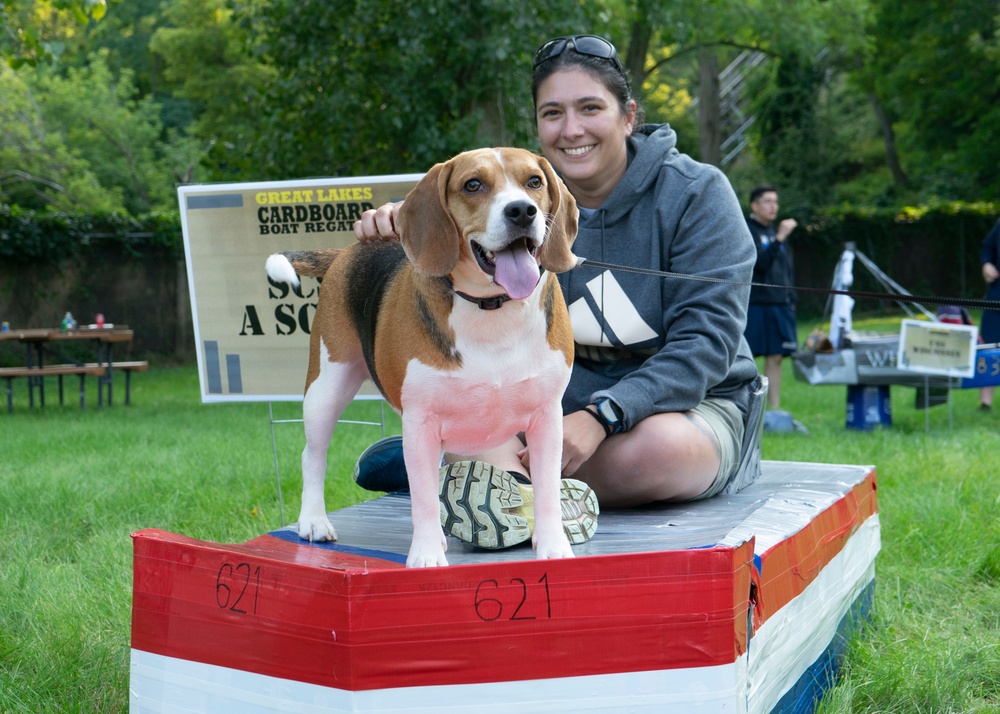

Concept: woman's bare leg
[[570, 412, 720, 507]]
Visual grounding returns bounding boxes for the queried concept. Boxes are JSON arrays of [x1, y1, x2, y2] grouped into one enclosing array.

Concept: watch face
[[597, 399, 622, 424]]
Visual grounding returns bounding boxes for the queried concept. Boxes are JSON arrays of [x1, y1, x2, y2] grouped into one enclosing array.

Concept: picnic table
[[0, 325, 147, 412]]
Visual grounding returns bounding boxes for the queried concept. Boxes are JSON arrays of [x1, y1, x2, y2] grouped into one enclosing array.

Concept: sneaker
[[353, 435, 409, 492], [763, 410, 809, 435], [980, 403, 992, 413], [438, 460, 599, 549]]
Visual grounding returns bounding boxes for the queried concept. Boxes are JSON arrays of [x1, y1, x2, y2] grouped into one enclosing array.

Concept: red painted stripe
[[755, 469, 878, 621], [130, 530, 754, 691]]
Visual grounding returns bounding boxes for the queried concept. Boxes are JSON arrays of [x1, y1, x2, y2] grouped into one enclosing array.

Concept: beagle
[[266, 147, 580, 567]]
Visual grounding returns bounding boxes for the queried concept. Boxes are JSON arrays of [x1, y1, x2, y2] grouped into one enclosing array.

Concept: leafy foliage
[[0, 203, 182, 261], [750, 52, 831, 209], [1, 0, 118, 67], [0, 64, 120, 212], [1, 0, 998, 223], [0, 56, 195, 213], [149, 0, 275, 181], [855, 0, 1000, 200], [234, 0, 600, 178]]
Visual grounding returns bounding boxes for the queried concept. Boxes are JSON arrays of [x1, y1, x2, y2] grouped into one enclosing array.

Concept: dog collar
[[452, 288, 511, 310], [441, 276, 511, 310], [444, 268, 547, 311]]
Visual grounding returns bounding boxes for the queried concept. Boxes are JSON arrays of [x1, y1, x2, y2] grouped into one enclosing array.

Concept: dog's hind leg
[[297, 358, 368, 542]]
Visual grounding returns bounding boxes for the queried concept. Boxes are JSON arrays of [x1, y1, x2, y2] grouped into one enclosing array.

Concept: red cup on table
[[96, 313, 105, 328]]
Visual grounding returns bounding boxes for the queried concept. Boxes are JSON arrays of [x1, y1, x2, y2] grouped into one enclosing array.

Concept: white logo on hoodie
[[568, 271, 658, 347]]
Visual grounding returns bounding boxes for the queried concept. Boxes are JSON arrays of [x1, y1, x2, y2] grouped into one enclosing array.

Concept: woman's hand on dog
[[560, 410, 607, 476], [354, 201, 403, 243], [518, 410, 606, 478]]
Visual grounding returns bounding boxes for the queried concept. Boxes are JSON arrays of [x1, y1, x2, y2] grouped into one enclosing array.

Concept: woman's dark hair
[[531, 46, 643, 126]]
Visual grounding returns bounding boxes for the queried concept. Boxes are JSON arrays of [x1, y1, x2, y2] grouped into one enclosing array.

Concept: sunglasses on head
[[533, 34, 626, 76]]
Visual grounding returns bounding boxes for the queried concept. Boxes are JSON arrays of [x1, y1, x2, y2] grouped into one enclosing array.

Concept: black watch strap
[[584, 406, 614, 438], [590, 397, 625, 435]]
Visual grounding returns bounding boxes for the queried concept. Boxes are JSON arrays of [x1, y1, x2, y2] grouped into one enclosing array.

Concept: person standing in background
[[744, 185, 798, 417], [979, 217, 1000, 411]]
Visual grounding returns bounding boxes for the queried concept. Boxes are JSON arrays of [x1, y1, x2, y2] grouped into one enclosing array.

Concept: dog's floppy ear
[[536, 156, 579, 274], [398, 160, 461, 276]]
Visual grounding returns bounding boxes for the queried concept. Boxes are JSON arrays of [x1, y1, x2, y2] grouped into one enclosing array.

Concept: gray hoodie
[[557, 123, 759, 428]]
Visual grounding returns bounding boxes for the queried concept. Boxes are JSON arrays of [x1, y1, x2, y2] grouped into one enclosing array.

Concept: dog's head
[[397, 147, 578, 300]]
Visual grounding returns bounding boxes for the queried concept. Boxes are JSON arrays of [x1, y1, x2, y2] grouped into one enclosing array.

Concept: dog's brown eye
[[526, 176, 543, 190], [463, 179, 483, 193]]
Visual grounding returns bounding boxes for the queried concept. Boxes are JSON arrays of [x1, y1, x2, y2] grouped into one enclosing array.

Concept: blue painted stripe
[[770, 579, 876, 713], [266, 528, 408, 565], [187, 194, 244, 209], [204, 341, 222, 394], [225, 353, 243, 393]]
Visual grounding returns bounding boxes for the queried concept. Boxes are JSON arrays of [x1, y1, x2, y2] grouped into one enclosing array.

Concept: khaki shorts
[[687, 397, 745, 501]]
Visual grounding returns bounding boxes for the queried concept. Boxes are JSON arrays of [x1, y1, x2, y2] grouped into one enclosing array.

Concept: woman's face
[[535, 67, 635, 207]]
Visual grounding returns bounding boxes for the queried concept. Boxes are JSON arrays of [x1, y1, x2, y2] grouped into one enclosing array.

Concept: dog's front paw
[[406, 531, 449, 568], [533, 529, 575, 560], [297, 515, 338, 542]]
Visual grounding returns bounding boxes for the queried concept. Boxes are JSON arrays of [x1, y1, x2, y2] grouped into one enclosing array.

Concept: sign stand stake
[[267, 400, 389, 527]]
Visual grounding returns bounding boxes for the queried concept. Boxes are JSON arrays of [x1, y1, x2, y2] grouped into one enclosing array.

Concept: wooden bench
[[91, 360, 149, 406], [0, 364, 107, 413]]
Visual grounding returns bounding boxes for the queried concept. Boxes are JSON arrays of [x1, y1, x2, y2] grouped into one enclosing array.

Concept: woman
[[354, 35, 759, 514]]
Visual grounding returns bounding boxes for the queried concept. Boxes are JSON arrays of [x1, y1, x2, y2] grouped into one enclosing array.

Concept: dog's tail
[[265, 249, 342, 288]]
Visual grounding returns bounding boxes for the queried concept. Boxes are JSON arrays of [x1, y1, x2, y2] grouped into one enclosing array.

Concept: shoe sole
[[439, 461, 599, 549]]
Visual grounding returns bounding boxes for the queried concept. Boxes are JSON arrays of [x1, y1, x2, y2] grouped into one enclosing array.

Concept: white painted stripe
[[130, 650, 749, 713], [747, 515, 881, 714]]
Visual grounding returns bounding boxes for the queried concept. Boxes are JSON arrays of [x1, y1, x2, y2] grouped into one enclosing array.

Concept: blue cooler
[[845, 384, 891, 430], [961, 348, 1000, 389]]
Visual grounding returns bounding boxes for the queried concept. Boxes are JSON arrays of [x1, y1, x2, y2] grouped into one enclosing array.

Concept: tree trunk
[[625, 16, 652, 98], [868, 91, 908, 187], [699, 49, 722, 167]]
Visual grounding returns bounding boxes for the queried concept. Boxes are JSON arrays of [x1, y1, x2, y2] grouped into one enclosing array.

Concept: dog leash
[[574, 257, 1000, 312]]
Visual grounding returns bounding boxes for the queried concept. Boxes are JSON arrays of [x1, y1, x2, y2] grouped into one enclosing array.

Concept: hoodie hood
[[594, 124, 678, 224]]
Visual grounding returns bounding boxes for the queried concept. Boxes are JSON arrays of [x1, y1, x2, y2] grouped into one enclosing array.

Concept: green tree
[[149, 0, 275, 181], [1, 0, 117, 66], [0, 53, 197, 213], [78, 0, 170, 98], [33, 53, 191, 213], [0, 64, 121, 211], [227, 0, 599, 179], [858, 0, 1000, 200], [617, 0, 869, 175]]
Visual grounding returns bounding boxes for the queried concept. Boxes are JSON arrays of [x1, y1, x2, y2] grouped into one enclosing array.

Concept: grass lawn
[[1, 318, 999, 712]]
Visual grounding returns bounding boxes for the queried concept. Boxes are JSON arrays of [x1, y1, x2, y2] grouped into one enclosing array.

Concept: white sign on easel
[[897, 319, 977, 378]]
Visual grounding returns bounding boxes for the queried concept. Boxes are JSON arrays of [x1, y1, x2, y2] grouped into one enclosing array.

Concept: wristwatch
[[587, 397, 625, 436]]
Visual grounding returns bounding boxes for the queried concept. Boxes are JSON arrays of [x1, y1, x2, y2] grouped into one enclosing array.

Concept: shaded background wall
[[0, 252, 192, 366]]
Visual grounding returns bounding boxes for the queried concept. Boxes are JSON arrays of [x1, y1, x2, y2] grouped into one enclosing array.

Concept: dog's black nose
[[504, 201, 537, 228]]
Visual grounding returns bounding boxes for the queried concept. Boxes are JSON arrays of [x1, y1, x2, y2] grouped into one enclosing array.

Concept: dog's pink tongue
[[493, 243, 540, 300]]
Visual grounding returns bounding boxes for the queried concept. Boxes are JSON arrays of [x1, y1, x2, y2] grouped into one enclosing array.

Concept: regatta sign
[[897, 319, 977, 378]]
